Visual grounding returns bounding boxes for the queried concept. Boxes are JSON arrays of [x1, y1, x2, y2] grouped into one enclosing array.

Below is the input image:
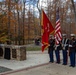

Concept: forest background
[[0, 0, 76, 45]]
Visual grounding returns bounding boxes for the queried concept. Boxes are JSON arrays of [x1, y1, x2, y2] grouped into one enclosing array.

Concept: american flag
[[55, 8, 62, 45]]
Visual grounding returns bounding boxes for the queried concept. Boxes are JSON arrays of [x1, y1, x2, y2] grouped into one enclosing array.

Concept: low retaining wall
[[0, 44, 26, 61]]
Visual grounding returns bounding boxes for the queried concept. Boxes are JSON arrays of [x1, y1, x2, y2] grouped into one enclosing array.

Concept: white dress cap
[[62, 34, 66, 36], [70, 34, 75, 36]]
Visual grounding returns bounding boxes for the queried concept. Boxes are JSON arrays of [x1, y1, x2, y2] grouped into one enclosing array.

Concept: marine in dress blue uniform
[[69, 34, 76, 67], [62, 34, 69, 65], [55, 41, 62, 64], [48, 35, 55, 63]]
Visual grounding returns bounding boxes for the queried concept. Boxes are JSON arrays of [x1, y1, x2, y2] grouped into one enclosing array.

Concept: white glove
[[69, 45, 72, 47]]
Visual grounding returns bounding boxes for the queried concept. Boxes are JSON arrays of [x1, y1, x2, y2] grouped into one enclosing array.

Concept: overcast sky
[[0, 0, 76, 17]]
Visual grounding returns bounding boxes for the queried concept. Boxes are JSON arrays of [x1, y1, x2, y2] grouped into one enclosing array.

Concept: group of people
[[48, 34, 76, 67]]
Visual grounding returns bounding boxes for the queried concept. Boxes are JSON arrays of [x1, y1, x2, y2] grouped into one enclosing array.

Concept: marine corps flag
[[41, 10, 54, 52]]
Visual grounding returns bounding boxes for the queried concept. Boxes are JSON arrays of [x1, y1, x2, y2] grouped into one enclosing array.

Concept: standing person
[[48, 35, 55, 63], [35, 37, 40, 45], [62, 34, 69, 65], [35, 37, 37, 45], [55, 41, 62, 64], [54, 8, 62, 64], [69, 34, 76, 67]]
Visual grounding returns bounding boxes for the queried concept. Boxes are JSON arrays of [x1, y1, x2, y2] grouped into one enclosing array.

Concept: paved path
[[1, 61, 76, 75], [0, 51, 76, 75], [0, 51, 49, 70]]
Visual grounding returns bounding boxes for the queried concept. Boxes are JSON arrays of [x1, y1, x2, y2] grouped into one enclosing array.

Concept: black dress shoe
[[69, 65, 72, 67], [58, 62, 60, 64], [62, 63, 64, 65], [56, 62, 60, 64], [72, 65, 75, 67], [51, 61, 54, 63], [62, 64, 67, 65], [49, 61, 54, 63]]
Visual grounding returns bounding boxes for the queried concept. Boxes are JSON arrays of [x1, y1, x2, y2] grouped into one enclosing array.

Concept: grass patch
[[26, 46, 48, 51], [26, 46, 41, 51]]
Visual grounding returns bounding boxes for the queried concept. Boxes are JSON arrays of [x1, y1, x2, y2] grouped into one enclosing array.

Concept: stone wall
[[0, 44, 26, 61]]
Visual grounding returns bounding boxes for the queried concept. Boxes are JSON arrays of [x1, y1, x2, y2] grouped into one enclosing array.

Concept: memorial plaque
[[4, 48, 10, 60]]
